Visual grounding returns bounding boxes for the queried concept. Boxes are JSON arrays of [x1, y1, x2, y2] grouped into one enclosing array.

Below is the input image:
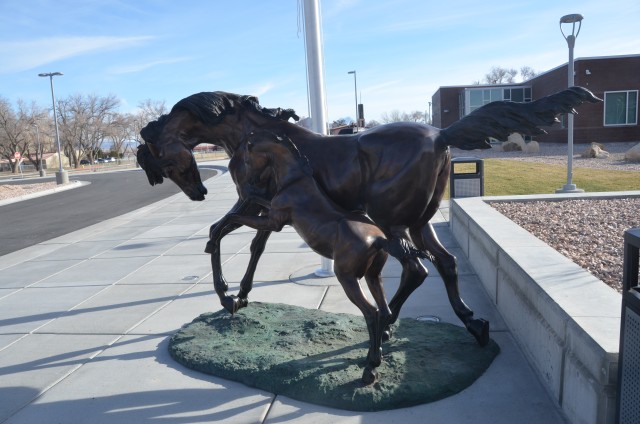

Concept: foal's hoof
[[467, 318, 490, 346], [361, 366, 379, 386], [204, 240, 216, 254], [221, 296, 248, 315]]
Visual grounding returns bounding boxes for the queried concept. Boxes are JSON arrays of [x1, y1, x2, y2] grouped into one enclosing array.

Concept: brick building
[[432, 54, 639, 144]]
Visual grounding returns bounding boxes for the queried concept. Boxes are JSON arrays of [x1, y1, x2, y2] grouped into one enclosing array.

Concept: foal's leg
[[335, 270, 384, 385], [233, 229, 272, 311], [416, 223, 489, 346], [363, 250, 393, 342]]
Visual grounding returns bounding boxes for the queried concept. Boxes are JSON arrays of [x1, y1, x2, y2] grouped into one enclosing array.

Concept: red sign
[[14, 152, 20, 159]]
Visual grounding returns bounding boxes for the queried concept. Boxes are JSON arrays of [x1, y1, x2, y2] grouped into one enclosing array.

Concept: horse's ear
[[242, 95, 259, 105], [137, 144, 165, 186]]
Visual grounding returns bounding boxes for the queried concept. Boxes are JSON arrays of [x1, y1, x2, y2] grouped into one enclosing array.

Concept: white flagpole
[[302, 0, 334, 277]]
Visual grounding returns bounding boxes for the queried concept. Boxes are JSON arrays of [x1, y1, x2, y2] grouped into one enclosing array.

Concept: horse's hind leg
[[385, 229, 429, 326], [416, 223, 489, 346], [387, 256, 428, 324]]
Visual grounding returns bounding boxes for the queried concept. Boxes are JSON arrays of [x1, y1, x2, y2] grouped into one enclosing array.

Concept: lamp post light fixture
[[38, 72, 68, 185], [347, 70, 358, 130], [556, 13, 584, 193], [31, 123, 46, 177]]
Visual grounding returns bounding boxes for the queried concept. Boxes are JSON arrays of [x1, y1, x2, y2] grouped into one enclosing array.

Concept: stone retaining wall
[[449, 193, 633, 424]]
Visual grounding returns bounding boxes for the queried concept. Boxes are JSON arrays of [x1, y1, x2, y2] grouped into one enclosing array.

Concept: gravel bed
[[491, 198, 640, 293], [474, 141, 640, 293], [0, 182, 58, 200]]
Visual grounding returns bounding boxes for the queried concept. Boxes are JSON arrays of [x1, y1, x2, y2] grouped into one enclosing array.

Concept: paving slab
[[37, 283, 197, 335], [0, 285, 111, 334], [0, 333, 117, 422], [32, 256, 156, 287], [3, 335, 274, 424]]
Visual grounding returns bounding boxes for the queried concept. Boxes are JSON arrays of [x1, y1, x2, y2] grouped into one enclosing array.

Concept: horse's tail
[[377, 237, 433, 262], [436, 86, 601, 151]]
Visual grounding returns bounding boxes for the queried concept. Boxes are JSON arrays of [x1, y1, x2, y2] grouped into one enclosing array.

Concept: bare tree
[[474, 66, 537, 85], [136, 99, 167, 137], [484, 66, 518, 84], [107, 113, 137, 160], [520, 66, 537, 81], [0, 97, 42, 173], [330, 118, 348, 128], [365, 119, 380, 128], [380, 110, 403, 124], [57, 94, 120, 167], [380, 110, 425, 124]]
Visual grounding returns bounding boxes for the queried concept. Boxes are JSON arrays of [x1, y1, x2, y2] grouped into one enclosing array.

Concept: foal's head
[[243, 130, 313, 192]]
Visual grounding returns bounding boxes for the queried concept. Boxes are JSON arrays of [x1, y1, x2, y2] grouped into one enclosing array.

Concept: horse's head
[[136, 142, 207, 201], [137, 91, 300, 201], [137, 114, 208, 201]]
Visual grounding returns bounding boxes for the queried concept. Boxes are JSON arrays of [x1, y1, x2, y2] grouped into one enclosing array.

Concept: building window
[[604, 90, 638, 126], [465, 86, 531, 115], [503, 87, 531, 103]]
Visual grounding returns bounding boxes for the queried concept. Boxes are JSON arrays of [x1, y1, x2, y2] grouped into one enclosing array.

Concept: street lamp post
[[556, 13, 584, 193], [38, 72, 68, 185], [31, 123, 46, 177], [347, 70, 358, 130]]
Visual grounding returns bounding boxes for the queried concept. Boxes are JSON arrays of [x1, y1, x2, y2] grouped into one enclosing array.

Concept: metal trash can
[[449, 157, 484, 198], [617, 227, 640, 424]]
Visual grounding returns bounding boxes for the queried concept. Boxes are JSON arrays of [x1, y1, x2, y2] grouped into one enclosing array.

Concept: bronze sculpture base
[[169, 302, 500, 411]]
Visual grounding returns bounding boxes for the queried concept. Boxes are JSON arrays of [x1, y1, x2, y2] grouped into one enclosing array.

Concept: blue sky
[[1, 0, 638, 123]]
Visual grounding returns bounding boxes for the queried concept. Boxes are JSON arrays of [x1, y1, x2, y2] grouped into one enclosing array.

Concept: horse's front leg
[[205, 199, 265, 314], [216, 212, 285, 314], [206, 216, 240, 298]]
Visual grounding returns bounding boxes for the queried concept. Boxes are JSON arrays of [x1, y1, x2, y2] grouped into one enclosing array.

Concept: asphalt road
[[0, 166, 222, 256]]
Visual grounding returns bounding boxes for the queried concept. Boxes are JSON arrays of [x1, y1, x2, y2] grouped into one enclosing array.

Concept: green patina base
[[169, 302, 499, 412]]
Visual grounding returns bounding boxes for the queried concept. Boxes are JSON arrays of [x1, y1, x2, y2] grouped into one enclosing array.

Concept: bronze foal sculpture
[[137, 87, 601, 348], [224, 130, 428, 384]]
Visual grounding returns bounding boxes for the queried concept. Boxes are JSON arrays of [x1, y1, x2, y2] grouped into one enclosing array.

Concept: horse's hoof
[[221, 296, 240, 314], [361, 367, 379, 385], [204, 241, 216, 254], [221, 296, 248, 314], [467, 318, 490, 346], [382, 325, 393, 342]]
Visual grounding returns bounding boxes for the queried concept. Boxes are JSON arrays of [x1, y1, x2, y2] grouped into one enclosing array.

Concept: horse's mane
[[172, 91, 299, 126], [140, 91, 299, 145]]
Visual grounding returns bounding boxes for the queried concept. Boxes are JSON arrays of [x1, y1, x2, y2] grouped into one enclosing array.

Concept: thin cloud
[[109, 57, 192, 74], [0, 36, 153, 74]]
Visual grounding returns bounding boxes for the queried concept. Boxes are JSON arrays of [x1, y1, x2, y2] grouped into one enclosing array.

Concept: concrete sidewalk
[[0, 161, 567, 423]]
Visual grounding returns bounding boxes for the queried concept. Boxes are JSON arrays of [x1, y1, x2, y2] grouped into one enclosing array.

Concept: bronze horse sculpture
[[137, 86, 601, 349], [225, 129, 429, 383]]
